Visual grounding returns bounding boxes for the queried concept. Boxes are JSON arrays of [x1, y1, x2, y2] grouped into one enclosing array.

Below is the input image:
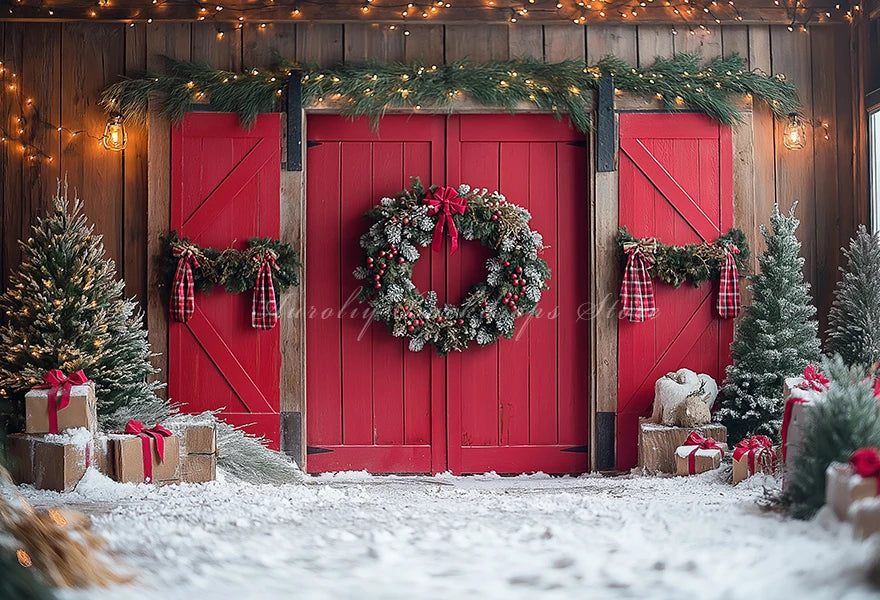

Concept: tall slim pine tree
[[0, 184, 165, 427], [717, 204, 821, 442], [826, 225, 880, 367]]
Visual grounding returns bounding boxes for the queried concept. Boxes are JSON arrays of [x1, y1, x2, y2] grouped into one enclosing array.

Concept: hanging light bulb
[[102, 112, 127, 151], [782, 113, 806, 150]]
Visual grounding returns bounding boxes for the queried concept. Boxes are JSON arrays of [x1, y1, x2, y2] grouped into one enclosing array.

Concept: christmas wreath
[[355, 177, 550, 355], [162, 232, 301, 329], [617, 226, 749, 323]]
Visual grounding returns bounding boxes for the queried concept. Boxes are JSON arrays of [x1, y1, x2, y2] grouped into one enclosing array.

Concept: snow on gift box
[[24, 369, 97, 435], [6, 428, 95, 492]]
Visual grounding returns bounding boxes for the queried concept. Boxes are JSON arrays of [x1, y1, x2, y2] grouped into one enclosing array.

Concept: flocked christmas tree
[[0, 182, 166, 427], [717, 204, 821, 442], [826, 226, 880, 367]]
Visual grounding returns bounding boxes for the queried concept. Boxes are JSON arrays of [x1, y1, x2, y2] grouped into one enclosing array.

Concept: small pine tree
[[826, 226, 880, 367], [0, 183, 165, 426], [717, 204, 821, 442], [784, 355, 880, 519]]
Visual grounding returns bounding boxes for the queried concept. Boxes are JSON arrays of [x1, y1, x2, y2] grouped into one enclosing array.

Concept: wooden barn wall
[[0, 21, 859, 347]]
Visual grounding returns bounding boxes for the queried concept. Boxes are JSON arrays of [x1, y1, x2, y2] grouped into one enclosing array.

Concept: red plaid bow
[[797, 365, 830, 392], [684, 431, 724, 474], [170, 246, 199, 323], [850, 447, 880, 494], [252, 252, 278, 330], [619, 240, 656, 322], [733, 435, 776, 476], [125, 420, 172, 484], [424, 186, 467, 253], [34, 369, 89, 434], [717, 244, 741, 319]]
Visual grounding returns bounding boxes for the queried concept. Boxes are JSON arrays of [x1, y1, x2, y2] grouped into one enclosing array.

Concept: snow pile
[[17, 472, 880, 600]]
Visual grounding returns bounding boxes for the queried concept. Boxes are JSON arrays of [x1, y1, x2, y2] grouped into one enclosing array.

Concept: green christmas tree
[[0, 183, 165, 427], [717, 204, 821, 442], [826, 226, 880, 367], [783, 355, 880, 519]]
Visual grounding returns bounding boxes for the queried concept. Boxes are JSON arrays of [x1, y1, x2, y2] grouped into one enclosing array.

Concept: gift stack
[[169, 420, 218, 484], [732, 435, 778, 484], [781, 366, 830, 489], [826, 448, 880, 539], [5, 369, 217, 491], [674, 431, 725, 476]]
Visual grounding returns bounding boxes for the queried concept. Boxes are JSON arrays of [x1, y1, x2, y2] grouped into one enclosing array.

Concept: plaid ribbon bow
[[124, 420, 172, 484], [717, 244, 741, 319], [252, 252, 278, 330], [619, 239, 657, 322], [170, 245, 200, 323], [424, 186, 467, 253]]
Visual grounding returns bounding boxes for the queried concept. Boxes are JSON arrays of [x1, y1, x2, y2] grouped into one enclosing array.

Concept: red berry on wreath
[[505, 292, 512, 298], [515, 267, 522, 273], [512, 294, 519, 301], [406, 311, 414, 318], [436, 316, 443, 322], [379, 251, 386, 257], [481, 301, 488, 307], [398, 257, 405, 263], [374, 274, 381, 281], [457, 319, 464, 325], [491, 215, 498, 221], [504, 261, 510, 267], [407, 325, 415, 332], [403, 218, 410, 225], [374, 283, 381, 289]]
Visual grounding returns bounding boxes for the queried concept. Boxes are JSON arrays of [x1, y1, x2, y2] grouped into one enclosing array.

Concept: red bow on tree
[[850, 447, 880, 494], [797, 365, 830, 392], [252, 252, 278, 330], [170, 246, 200, 323], [125, 420, 173, 484], [717, 244, 741, 319], [424, 186, 467, 253], [733, 435, 776, 475], [683, 431, 725, 474], [34, 369, 90, 434]]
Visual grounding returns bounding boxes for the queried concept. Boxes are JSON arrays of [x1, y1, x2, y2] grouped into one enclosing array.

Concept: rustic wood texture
[[638, 420, 728, 474]]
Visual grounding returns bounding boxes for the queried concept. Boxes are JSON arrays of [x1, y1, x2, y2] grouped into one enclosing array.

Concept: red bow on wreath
[[850, 447, 880, 494], [170, 245, 200, 323], [124, 420, 172, 484], [424, 186, 467, 253], [34, 369, 90, 434], [619, 239, 657, 322], [717, 244, 741, 319], [252, 252, 278, 330]]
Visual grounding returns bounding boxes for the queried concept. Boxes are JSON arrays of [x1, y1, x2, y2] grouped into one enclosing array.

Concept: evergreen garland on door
[[0, 183, 165, 425], [355, 177, 550, 355], [102, 53, 800, 132], [826, 226, 880, 368], [716, 204, 821, 443]]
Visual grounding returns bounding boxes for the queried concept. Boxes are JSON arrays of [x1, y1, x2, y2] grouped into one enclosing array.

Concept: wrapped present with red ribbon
[[109, 420, 180, 485], [781, 366, 830, 470], [674, 431, 725, 476], [25, 369, 97, 434], [826, 447, 880, 522], [732, 435, 778, 484]]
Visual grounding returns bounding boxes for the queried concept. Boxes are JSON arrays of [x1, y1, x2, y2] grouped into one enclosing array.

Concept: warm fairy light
[[102, 113, 127, 151], [783, 113, 806, 150], [16, 549, 31, 568], [217, 30, 224, 39]]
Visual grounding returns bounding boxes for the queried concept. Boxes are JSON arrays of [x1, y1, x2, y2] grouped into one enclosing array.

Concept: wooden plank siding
[[0, 23, 860, 464]]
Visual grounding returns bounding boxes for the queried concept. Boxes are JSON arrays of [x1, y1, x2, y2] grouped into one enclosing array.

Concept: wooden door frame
[[146, 95, 756, 474]]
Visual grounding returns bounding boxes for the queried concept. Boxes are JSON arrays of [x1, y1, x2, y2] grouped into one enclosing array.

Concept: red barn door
[[306, 114, 590, 474], [617, 113, 734, 469], [168, 113, 282, 449]]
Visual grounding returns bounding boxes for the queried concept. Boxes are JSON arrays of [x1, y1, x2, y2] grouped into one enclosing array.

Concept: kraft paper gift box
[[108, 430, 180, 485], [25, 380, 97, 435], [674, 432, 724, 476], [181, 453, 217, 484], [781, 367, 829, 490], [826, 461, 879, 521], [7, 428, 93, 492], [850, 498, 880, 540], [732, 436, 778, 484], [167, 420, 218, 483]]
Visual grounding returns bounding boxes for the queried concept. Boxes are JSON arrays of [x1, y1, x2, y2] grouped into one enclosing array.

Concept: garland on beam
[[102, 53, 799, 132]]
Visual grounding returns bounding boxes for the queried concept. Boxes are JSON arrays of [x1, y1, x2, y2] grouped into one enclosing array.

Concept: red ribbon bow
[[424, 186, 467, 253], [170, 246, 200, 323], [34, 369, 89, 434], [125, 420, 172, 483], [850, 447, 880, 494], [797, 365, 830, 392], [733, 435, 776, 476], [683, 431, 724, 474]]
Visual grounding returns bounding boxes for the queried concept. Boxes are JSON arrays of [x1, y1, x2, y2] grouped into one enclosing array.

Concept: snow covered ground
[[17, 469, 880, 600]]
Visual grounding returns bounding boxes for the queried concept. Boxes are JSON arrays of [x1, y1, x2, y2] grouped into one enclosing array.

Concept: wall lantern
[[782, 113, 806, 150], [102, 113, 127, 151]]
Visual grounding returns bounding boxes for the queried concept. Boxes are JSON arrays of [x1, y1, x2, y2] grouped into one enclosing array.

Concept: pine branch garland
[[102, 53, 800, 131]]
